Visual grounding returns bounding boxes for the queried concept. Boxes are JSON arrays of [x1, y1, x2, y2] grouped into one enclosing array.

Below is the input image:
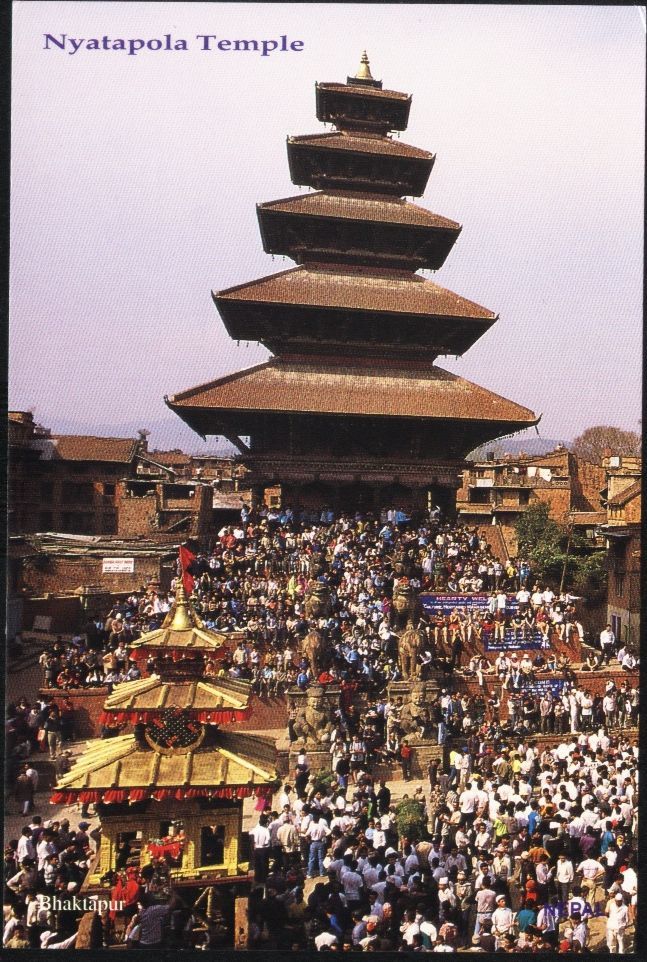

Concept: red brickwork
[[39, 688, 110, 739], [20, 554, 175, 597]]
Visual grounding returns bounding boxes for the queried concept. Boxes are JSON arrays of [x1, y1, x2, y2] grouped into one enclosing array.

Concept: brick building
[[138, 450, 192, 480], [598, 455, 641, 649], [456, 446, 606, 555], [8, 412, 146, 535], [116, 479, 215, 539], [189, 455, 248, 490]]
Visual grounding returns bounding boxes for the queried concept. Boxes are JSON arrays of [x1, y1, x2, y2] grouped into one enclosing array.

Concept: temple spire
[[347, 51, 382, 89], [162, 579, 205, 630]]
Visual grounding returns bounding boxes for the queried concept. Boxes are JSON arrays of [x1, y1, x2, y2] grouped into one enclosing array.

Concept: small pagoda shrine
[[166, 54, 538, 514], [52, 584, 278, 888]]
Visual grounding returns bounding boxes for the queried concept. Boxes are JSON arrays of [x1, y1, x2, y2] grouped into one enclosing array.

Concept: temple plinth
[[167, 55, 538, 513]]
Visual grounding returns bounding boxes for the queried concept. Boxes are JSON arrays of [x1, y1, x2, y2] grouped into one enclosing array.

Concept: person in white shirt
[[16, 828, 35, 864], [491, 896, 515, 946], [249, 816, 271, 882], [305, 814, 330, 878], [605, 892, 629, 953], [400, 909, 421, 946], [554, 853, 574, 906], [314, 931, 338, 951], [599, 625, 616, 664]]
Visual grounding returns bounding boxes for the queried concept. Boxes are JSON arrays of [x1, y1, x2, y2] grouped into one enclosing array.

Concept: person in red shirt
[[400, 742, 413, 781]]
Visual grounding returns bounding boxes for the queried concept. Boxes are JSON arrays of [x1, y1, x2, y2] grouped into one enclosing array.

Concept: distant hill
[[467, 436, 570, 461]]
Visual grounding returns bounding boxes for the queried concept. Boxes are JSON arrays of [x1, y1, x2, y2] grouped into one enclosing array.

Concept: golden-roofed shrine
[[52, 579, 277, 889], [53, 729, 277, 886]]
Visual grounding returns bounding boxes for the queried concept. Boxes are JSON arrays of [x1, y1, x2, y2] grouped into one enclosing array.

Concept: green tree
[[515, 503, 608, 600], [515, 502, 566, 583], [571, 425, 641, 464], [565, 543, 608, 606], [394, 798, 428, 844]]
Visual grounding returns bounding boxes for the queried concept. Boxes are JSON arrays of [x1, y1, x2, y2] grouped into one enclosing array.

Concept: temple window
[[201, 824, 226, 865]]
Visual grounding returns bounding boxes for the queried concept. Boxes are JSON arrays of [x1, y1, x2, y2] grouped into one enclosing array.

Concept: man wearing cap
[[437, 877, 457, 924], [491, 895, 515, 947], [605, 891, 629, 953]]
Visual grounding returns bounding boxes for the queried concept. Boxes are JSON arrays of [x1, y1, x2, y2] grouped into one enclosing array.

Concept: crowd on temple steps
[[4, 504, 639, 951]]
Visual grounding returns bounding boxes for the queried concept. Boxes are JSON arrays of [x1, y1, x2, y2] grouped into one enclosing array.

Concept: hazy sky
[[10, 3, 644, 452]]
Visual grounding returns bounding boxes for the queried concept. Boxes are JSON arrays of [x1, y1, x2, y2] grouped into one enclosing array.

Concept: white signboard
[[102, 558, 135, 573]]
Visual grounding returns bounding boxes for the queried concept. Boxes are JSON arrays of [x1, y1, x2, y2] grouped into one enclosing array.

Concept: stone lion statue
[[292, 685, 334, 745], [304, 581, 331, 621], [301, 626, 327, 677]]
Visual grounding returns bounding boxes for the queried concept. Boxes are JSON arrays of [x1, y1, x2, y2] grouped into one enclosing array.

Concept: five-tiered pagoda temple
[[167, 54, 538, 513]]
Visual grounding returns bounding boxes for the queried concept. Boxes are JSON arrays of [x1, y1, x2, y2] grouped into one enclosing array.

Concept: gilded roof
[[258, 191, 460, 230], [54, 733, 277, 793], [288, 131, 433, 161], [127, 583, 243, 653], [128, 625, 231, 654], [215, 265, 495, 320], [168, 358, 537, 425], [103, 676, 250, 713]]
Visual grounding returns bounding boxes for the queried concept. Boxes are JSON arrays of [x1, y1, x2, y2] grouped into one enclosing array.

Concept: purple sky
[[10, 3, 644, 453]]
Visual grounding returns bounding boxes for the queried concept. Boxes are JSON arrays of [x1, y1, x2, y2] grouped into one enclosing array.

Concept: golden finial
[[355, 51, 374, 82], [163, 580, 195, 631]]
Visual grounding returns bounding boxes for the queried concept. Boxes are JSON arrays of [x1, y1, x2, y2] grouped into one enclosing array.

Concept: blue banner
[[518, 678, 567, 698], [483, 630, 550, 652], [419, 593, 520, 615]]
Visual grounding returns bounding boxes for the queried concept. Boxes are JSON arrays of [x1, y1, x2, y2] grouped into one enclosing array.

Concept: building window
[[519, 490, 530, 505], [103, 483, 115, 496], [201, 824, 226, 865], [615, 572, 625, 596]]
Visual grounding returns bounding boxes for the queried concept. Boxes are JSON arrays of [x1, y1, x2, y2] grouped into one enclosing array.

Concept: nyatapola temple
[[167, 53, 538, 515]]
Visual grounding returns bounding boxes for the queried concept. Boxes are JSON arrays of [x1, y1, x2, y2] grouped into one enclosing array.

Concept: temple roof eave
[[287, 131, 435, 162], [103, 677, 251, 713], [53, 733, 277, 796], [166, 358, 538, 426], [212, 264, 496, 321], [256, 191, 461, 232]]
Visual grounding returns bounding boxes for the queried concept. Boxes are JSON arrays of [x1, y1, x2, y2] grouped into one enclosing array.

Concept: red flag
[[179, 545, 196, 595]]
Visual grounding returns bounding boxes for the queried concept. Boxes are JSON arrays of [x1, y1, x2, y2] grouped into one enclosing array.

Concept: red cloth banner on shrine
[[179, 545, 197, 595], [98, 708, 250, 726], [50, 784, 273, 805]]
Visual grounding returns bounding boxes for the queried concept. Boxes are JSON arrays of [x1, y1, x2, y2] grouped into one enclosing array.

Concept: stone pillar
[[234, 896, 249, 950]]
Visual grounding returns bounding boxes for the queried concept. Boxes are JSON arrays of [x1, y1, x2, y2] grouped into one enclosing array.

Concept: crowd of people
[[246, 730, 638, 953], [3, 814, 99, 949], [5, 504, 640, 952], [29, 508, 636, 705]]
